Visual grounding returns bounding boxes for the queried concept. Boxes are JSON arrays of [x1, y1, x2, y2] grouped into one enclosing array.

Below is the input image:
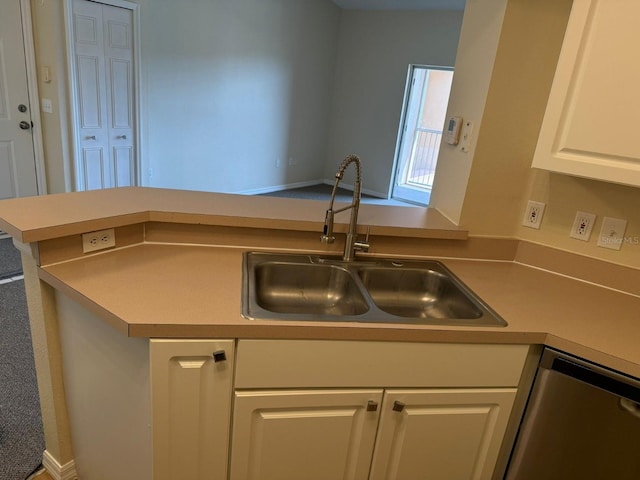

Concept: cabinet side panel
[[56, 290, 152, 480]]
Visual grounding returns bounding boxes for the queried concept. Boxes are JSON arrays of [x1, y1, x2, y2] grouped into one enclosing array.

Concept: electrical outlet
[[597, 217, 627, 251], [570, 211, 596, 241], [82, 228, 116, 253], [522, 201, 545, 229]]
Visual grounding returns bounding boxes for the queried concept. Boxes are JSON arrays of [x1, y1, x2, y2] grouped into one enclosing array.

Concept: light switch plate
[[459, 121, 474, 153], [597, 216, 627, 250], [41, 98, 53, 114]]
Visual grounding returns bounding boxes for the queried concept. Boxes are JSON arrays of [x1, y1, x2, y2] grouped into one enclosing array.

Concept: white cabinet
[[230, 389, 383, 480], [532, 0, 640, 186], [369, 389, 516, 480], [232, 340, 529, 480], [150, 339, 235, 480]]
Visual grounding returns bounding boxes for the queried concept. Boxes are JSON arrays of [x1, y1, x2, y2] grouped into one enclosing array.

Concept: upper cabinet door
[[532, 0, 640, 186]]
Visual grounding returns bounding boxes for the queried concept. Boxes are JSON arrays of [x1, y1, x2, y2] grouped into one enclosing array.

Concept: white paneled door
[[0, 1, 39, 199], [73, 0, 135, 190]]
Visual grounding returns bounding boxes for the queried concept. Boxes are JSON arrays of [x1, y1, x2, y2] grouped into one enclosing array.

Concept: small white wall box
[[445, 116, 462, 145]]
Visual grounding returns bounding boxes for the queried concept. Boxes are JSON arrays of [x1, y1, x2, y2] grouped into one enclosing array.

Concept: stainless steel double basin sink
[[242, 252, 506, 327]]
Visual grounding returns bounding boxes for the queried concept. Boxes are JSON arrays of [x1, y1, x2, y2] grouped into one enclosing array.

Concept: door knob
[[392, 401, 405, 412], [86, 135, 96, 140], [366, 400, 379, 412], [19, 121, 31, 130], [117, 135, 127, 140]]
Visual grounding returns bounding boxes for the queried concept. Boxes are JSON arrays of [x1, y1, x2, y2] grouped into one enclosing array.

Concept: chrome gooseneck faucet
[[321, 154, 370, 261]]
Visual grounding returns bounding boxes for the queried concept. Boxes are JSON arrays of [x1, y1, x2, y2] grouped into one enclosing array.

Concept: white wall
[[325, 9, 463, 197], [140, 1, 463, 196], [142, 0, 341, 193]]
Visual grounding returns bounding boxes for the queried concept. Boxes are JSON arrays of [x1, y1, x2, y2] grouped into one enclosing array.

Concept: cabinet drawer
[[235, 340, 529, 388]]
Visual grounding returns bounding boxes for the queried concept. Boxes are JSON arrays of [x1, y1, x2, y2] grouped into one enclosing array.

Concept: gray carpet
[[259, 183, 411, 206], [0, 239, 22, 279], [0, 280, 45, 479]]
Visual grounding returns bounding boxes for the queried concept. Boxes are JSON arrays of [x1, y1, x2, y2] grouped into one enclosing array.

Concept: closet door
[[73, 0, 135, 190]]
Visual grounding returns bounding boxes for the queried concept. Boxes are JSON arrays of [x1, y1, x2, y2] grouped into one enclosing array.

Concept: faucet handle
[[354, 226, 370, 253], [321, 233, 335, 244]]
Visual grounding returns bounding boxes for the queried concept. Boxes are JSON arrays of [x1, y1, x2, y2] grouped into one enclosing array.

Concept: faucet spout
[[320, 154, 370, 261]]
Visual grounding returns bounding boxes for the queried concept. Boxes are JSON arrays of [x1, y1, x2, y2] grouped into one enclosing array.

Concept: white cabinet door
[[532, 0, 640, 186], [150, 339, 235, 480], [369, 388, 517, 480], [230, 389, 383, 480]]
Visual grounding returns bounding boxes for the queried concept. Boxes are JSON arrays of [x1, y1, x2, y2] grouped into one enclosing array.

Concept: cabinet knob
[[212, 350, 227, 363], [392, 401, 405, 412], [366, 400, 378, 412]]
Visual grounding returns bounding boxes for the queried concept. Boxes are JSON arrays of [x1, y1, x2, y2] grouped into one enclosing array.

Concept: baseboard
[[236, 179, 324, 195], [42, 450, 79, 480]]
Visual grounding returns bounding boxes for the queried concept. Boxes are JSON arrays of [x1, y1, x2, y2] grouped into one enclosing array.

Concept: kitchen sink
[[242, 252, 507, 327], [357, 267, 483, 320], [253, 262, 368, 316]]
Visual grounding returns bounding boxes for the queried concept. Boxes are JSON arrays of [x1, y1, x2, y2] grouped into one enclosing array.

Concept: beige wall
[[459, 0, 640, 269], [429, 0, 509, 223], [30, 0, 74, 193]]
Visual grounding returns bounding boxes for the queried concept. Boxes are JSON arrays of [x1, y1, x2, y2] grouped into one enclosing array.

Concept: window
[[392, 66, 454, 206]]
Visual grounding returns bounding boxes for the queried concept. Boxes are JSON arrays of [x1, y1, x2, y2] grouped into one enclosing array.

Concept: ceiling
[[332, 0, 466, 11]]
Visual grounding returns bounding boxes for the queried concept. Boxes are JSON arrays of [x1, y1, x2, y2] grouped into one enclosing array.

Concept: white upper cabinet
[[532, 0, 640, 186]]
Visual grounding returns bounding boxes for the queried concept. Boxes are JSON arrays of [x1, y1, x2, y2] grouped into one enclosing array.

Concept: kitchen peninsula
[[2, 186, 640, 480]]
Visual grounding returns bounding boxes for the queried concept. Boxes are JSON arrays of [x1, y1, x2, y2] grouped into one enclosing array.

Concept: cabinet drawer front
[[236, 340, 529, 388]]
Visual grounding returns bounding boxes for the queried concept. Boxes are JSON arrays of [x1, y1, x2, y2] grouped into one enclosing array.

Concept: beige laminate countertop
[[39, 243, 640, 379], [0, 187, 466, 242]]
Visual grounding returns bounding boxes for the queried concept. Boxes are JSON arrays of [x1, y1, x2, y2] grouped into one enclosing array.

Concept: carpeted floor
[[0, 238, 23, 280], [259, 183, 411, 206], [0, 279, 45, 479]]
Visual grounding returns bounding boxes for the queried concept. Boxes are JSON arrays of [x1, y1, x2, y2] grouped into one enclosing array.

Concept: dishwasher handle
[[551, 356, 640, 405], [619, 398, 640, 419]]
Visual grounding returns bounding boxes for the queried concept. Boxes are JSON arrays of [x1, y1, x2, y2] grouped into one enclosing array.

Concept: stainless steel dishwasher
[[505, 348, 640, 479]]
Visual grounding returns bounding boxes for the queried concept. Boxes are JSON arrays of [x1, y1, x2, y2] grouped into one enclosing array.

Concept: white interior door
[[73, 0, 135, 190], [0, 0, 39, 199]]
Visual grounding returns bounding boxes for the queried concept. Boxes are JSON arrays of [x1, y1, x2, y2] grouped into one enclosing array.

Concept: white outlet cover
[[597, 216, 627, 250], [570, 211, 596, 241], [522, 201, 545, 229]]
